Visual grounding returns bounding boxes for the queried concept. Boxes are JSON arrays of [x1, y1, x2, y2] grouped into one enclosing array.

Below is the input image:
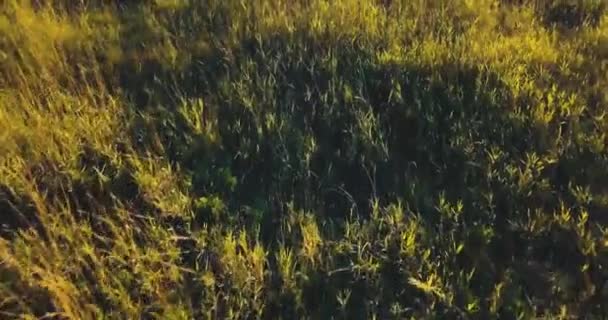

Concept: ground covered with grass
[[1, 0, 608, 318]]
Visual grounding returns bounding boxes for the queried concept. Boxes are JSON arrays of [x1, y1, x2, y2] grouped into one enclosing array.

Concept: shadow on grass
[[111, 27, 608, 317]]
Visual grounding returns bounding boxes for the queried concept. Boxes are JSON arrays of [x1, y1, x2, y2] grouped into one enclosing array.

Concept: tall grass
[[1, 0, 608, 318]]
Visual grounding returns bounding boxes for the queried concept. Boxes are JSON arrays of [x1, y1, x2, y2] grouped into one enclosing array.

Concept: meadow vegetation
[[1, 0, 608, 318]]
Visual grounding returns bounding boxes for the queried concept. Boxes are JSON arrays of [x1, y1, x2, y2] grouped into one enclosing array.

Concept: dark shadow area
[[501, 0, 606, 29], [0, 185, 40, 240], [111, 26, 608, 317]]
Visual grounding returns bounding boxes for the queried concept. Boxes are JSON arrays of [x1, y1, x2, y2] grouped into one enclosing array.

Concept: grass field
[[1, 0, 608, 318]]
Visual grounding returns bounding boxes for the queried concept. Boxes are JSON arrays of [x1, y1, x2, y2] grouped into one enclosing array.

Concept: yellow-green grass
[[1, 0, 608, 318]]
